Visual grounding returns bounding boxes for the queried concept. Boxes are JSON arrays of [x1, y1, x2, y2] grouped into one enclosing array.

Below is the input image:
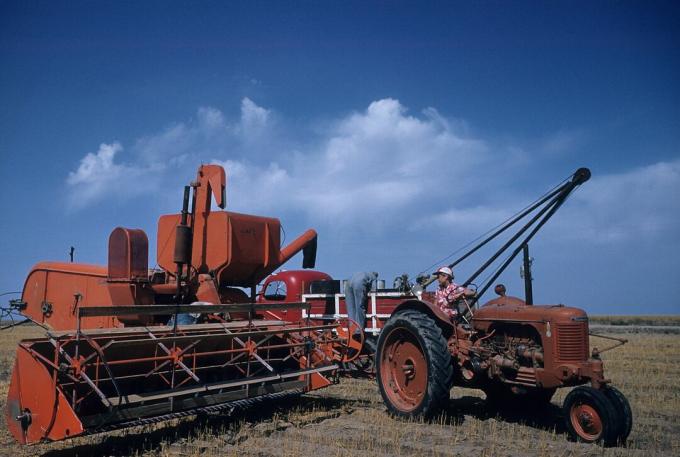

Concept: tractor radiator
[[554, 322, 589, 362]]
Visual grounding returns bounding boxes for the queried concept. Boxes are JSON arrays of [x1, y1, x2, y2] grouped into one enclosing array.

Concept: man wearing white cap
[[433, 266, 475, 320]]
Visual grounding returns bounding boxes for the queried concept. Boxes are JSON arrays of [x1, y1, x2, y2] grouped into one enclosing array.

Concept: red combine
[[5, 164, 359, 445]]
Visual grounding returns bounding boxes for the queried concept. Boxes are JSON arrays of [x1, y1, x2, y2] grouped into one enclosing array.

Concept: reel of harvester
[[287, 318, 364, 368], [6, 303, 349, 444]]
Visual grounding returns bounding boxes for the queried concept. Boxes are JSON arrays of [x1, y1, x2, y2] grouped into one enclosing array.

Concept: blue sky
[[1, 1, 678, 314]]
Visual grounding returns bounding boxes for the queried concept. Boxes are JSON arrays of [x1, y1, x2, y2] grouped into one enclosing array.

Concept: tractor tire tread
[[563, 386, 621, 447], [399, 310, 453, 396], [603, 385, 633, 444], [377, 309, 453, 419]]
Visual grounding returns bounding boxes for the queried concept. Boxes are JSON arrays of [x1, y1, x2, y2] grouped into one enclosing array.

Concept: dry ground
[[0, 321, 678, 457]]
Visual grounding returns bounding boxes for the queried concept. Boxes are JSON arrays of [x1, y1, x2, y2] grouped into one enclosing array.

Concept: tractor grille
[[555, 322, 588, 362]]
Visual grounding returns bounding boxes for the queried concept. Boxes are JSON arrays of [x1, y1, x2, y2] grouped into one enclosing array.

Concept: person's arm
[[451, 286, 476, 301], [462, 287, 476, 298]]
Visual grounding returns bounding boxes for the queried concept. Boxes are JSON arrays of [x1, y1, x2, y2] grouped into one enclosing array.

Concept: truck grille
[[555, 323, 588, 362]]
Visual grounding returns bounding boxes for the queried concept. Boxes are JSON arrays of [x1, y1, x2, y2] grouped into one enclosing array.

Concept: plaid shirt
[[435, 283, 464, 318]]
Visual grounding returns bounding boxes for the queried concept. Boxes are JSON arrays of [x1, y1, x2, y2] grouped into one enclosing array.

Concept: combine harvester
[[5, 165, 360, 445]]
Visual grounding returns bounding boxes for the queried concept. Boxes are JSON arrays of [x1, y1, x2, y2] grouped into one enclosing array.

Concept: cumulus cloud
[[66, 97, 493, 223], [239, 97, 270, 133], [66, 142, 144, 209], [427, 205, 515, 232], [552, 159, 680, 243], [67, 142, 123, 185], [424, 159, 680, 247], [65, 98, 278, 208], [64, 97, 678, 247], [209, 98, 489, 227]]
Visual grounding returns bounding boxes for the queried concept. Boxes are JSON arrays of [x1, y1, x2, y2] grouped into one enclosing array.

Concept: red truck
[[257, 270, 406, 337]]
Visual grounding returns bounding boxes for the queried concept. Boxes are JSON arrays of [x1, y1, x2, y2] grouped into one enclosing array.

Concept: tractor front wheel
[[563, 386, 621, 446], [376, 310, 453, 419]]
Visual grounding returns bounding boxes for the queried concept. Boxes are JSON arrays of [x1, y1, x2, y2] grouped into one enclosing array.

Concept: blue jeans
[[168, 313, 197, 326], [345, 282, 368, 332]]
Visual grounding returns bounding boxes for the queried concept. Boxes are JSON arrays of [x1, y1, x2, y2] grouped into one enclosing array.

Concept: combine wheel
[[563, 386, 621, 446], [603, 386, 633, 444], [376, 310, 453, 419]]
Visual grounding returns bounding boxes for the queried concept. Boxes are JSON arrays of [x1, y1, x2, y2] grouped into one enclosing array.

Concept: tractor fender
[[391, 299, 455, 337]]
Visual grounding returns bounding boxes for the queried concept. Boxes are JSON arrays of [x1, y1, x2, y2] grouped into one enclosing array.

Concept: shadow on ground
[[39, 393, 570, 456], [446, 394, 568, 435], [38, 395, 370, 457]]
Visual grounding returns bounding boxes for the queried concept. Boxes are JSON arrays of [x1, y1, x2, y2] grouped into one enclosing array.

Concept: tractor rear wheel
[[603, 386, 633, 444], [563, 386, 621, 446], [376, 310, 453, 419]]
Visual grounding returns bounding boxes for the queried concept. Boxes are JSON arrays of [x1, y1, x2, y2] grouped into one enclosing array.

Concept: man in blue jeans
[[345, 271, 378, 339]]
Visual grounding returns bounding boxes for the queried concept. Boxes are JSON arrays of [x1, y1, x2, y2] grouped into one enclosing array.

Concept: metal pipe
[[465, 168, 589, 290], [474, 170, 589, 300], [420, 182, 568, 288], [462, 187, 566, 288], [278, 229, 318, 267], [522, 244, 533, 305], [171, 184, 192, 412]]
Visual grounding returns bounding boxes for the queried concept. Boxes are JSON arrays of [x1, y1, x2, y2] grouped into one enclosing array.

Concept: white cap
[[434, 266, 453, 278]]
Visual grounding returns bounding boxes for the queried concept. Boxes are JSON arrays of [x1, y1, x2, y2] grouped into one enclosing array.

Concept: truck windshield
[[263, 281, 287, 301]]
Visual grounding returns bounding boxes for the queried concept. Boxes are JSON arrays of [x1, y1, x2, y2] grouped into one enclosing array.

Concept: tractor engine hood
[[473, 298, 588, 325]]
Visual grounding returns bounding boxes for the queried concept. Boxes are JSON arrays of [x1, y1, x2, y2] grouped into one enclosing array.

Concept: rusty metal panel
[[108, 227, 149, 281]]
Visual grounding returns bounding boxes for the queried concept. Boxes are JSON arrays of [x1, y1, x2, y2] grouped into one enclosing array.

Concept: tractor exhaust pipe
[[173, 185, 193, 303]]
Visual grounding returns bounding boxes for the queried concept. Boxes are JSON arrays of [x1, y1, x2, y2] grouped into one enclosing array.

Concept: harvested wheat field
[[0, 322, 678, 457]]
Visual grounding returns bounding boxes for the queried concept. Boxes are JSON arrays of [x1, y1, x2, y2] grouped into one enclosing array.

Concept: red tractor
[[373, 168, 632, 446], [260, 168, 632, 446]]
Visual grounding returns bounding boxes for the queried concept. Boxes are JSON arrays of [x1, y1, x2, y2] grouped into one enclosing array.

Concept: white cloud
[[212, 98, 488, 227], [428, 205, 514, 232], [65, 142, 145, 209], [239, 97, 270, 133], [420, 158, 680, 249], [553, 159, 680, 243], [67, 142, 123, 185], [64, 98, 679, 248], [65, 98, 275, 209]]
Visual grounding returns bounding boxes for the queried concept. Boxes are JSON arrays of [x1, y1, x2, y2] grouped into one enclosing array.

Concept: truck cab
[[257, 270, 334, 303]]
